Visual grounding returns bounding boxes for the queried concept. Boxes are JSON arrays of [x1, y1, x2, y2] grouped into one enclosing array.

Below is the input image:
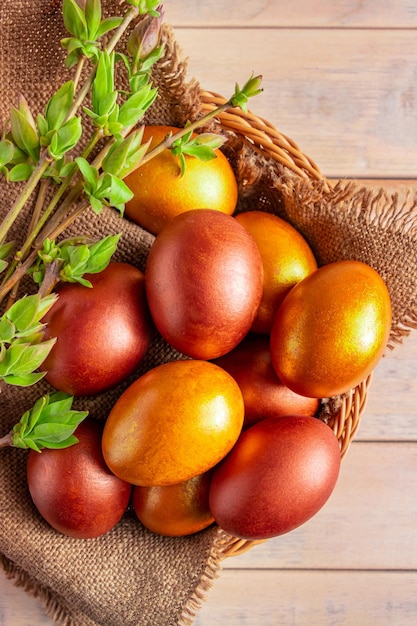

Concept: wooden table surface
[[1, 2, 417, 625]]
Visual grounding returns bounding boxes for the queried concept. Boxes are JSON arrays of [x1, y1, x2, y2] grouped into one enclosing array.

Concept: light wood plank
[[355, 331, 417, 441], [164, 0, 417, 28], [338, 179, 417, 441], [173, 28, 417, 178], [2, 441, 416, 623], [0, 573, 53, 625], [6, 568, 417, 626], [195, 570, 417, 626], [222, 442, 417, 570]]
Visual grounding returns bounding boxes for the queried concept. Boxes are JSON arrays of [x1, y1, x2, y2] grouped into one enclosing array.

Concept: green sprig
[[31, 234, 121, 288], [126, 0, 161, 17], [9, 391, 88, 452], [0, 241, 15, 273], [102, 127, 151, 179], [76, 157, 133, 214], [171, 131, 227, 176], [61, 0, 123, 67], [0, 293, 58, 387], [231, 73, 263, 112]]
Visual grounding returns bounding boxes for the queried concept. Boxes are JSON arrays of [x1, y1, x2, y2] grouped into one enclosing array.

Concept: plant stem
[[33, 185, 86, 248], [0, 197, 91, 302], [28, 178, 50, 237], [66, 7, 140, 122], [22, 129, 103, 256], [38, 260, 62, 298], [4, 178, 51, 309], [40, 199, 90, 243], [0, 7, 142, 293], [73, 56, 86, 93], [0, 156, 51, 246], [135, 100, 233, 168], [0, 432, 12, 448]]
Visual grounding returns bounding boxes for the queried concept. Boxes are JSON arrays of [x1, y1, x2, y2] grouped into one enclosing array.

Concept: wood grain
[[1, 305, 416, 625], [172, 28, 417, 178], [1, 1, 417, 625], [164, 0, 417, 28], [195, 571, 417, 625], [224, 440, 417, 570]]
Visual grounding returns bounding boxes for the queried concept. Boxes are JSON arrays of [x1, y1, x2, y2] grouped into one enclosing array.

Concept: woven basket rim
[[198, 90, 373, 558], [200, 90, 325, 182]]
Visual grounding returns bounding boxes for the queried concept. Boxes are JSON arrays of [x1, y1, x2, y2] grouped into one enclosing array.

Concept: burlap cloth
[[0, 2, 416, 625]]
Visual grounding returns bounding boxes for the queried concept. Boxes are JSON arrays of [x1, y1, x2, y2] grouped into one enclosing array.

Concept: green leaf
[[128, 0, 161, 17], [36, 113, 49, 138], [83, 234, 121, 274], [2, 372, 47, 387], [0, 317, 15, 343], [38, 411, 88, 430], [10, 108, 39, 162], [0, 339, 56, 378], [61, 36, 81, 53], [30, 422, 81, 443], [63, 0, 88, 40], [85, 0, 101, 39], [82, 42, 101, 61], [88, 195, 104, 214], [21, 437, 42, 453], [36, 435, 79, 450], [75, 156, 99, 188], [0, 241, 15, 261], [64, 49, 81, 69], [0, 139, 14, 166], [107, 174, 134, 207], [40, 391, 74, 419], [177, 151, 186, 177], [6, 293, 57, 332], [138, 44, 165, 73], [95, 173, 113, 198], [8, 163, 34, 182], [129, 71, 149, 94], [62, 244, 91, 275], [96, 16, 123, 38], [191, 133, 227, 150], [34, 293, 59, 321], [13, 330, 45, 345], [8, 143, 28, 165], [0, 295, 57, 381], [118, 84, 158, 128], [102, 128, 150, 178], [181, 145, 218, 161], [6, 296, 39, 333], [231, 73, 263, 112], [44, 81, 75, 131], [96, 92, 119, 119], [57, 235, 119, 285], [10, 391, 88, 451], [92, 50, 116, 115], [26, 394, 48, 431], [48, 116, 82, 160]]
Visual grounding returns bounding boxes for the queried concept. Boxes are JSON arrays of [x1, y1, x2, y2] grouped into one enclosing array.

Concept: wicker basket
[[198, 90, 374, 558]]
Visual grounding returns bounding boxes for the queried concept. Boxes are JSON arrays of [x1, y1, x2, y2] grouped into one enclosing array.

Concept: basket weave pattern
[[197, 90, 373, 558], [2, 6, 415, 624]]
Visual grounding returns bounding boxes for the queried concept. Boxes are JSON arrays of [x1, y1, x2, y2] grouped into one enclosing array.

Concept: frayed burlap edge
[[274, 175, 417, 349], [0, 553, 93, 626], [2, 530, 229, 626], [1, 3, 417, 624], [177, 531, 228, 626]]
